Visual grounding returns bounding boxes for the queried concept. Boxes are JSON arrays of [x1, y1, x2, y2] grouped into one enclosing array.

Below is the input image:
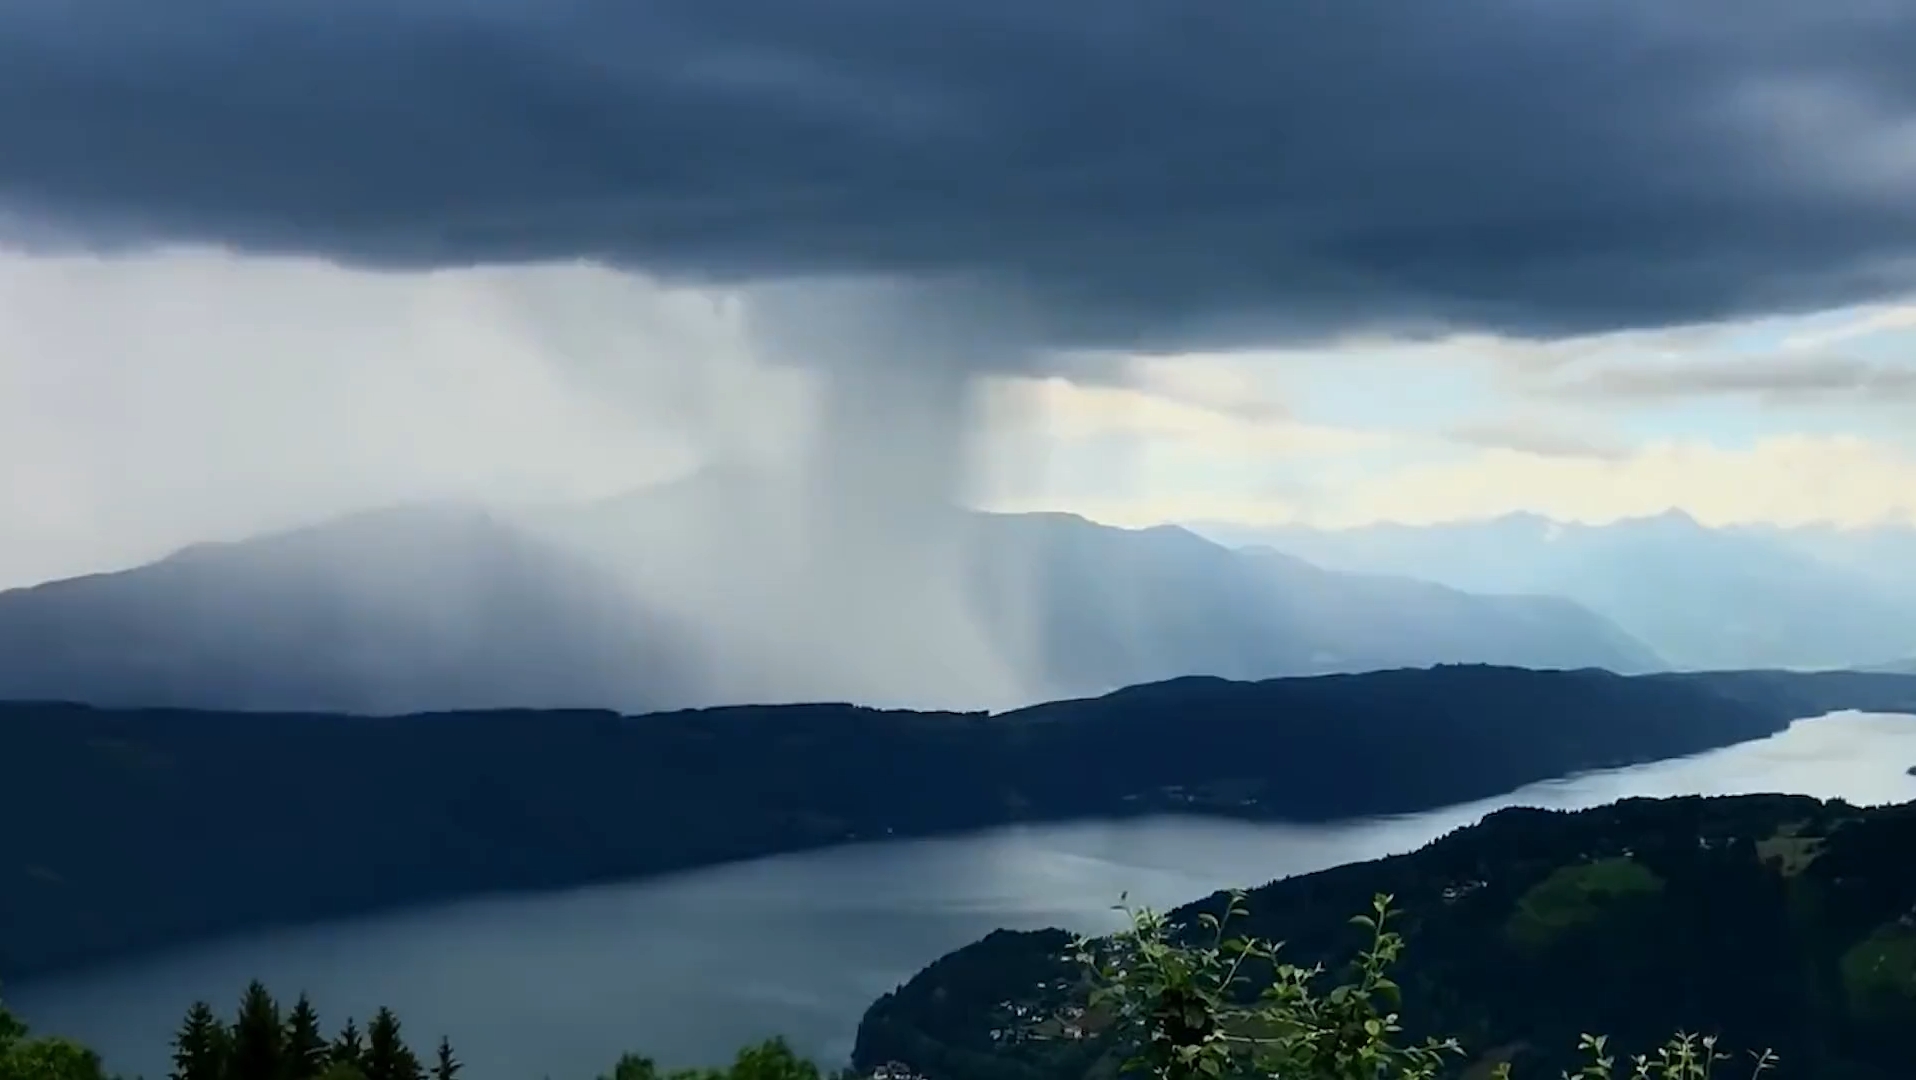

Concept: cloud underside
[[1556, 352, 1916, 402], [2, 0, 1916, 350], [1444, 418, 1628, 460]]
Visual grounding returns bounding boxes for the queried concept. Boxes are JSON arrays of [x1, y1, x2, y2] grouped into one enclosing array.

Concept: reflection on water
[[11, 711, 1916, 1080]]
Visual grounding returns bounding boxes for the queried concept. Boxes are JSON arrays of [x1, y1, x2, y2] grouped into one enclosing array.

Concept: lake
[[12, 710, 1916, 1080]]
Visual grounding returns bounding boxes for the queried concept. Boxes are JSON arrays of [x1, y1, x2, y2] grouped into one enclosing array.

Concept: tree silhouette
[[329, 1019, 364, 1070], [429, 1037, 459, 1080], [229, 981, 285, 1080], [284, 994, 327, 1080], [598, 1053, 660, 1080], [362, 1008, 422, 1080], [171, 1001, 227, 1080]]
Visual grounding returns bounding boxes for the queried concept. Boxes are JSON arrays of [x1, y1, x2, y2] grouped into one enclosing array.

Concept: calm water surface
[[13, 711, 1916, 1080]]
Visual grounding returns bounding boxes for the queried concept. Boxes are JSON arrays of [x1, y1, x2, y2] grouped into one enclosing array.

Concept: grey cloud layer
[[5, 0, 1916, 347], [1445, 417, 1629, 461], [1562, 353, 1916, 403]]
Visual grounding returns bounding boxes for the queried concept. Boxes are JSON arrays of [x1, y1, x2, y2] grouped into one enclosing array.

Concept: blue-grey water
[[11, 711, 1916, 1080]]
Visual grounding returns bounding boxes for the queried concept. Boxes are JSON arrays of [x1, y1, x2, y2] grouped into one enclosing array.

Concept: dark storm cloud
[[4, 0, 1916, 349]]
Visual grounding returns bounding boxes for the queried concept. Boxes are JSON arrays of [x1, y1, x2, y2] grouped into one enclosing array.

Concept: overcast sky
[[3, 0, 1916, 588]]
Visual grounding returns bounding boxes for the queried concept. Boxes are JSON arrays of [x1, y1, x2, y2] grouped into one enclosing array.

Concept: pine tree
[[283, 995, 327, 1080], [329, 1020, 363, 1070], [211, 1018, 236, 1078], [361, 1008, 422, 1080], [429, 1037, 459, 1080], [228, 981, 285, 1080], [170, 1001, 227, 1080]]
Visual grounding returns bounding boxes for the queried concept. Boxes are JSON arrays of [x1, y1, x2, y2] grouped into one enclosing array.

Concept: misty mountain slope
[[1753, 521, 1916, 596], [0, 504, 705, 714], [1232, 544, 1662, 672], [965, 516, 1663, 690], [536, 474, 1665, 707], [1201, 511, 1916, 671], [534, 472, 1010, 708]]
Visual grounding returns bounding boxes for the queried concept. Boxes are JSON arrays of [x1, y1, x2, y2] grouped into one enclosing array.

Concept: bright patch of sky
[[1271, 349, 1501, 439], [996, 301, 1916, 530]]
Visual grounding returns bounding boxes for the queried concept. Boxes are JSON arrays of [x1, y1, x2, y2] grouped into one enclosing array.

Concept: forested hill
[[853, 793, 1916, 1080], [4, 666, 1916, 980]]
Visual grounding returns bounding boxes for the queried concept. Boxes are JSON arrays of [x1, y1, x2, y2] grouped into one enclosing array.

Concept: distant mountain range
[[1194, 511, 1916, 671], [0, 477, 1663, 714], [6, 664, 1913, 980]]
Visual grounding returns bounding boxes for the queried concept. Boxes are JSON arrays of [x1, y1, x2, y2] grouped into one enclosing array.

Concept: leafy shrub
[[1057, 892, 1777, 1080]]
